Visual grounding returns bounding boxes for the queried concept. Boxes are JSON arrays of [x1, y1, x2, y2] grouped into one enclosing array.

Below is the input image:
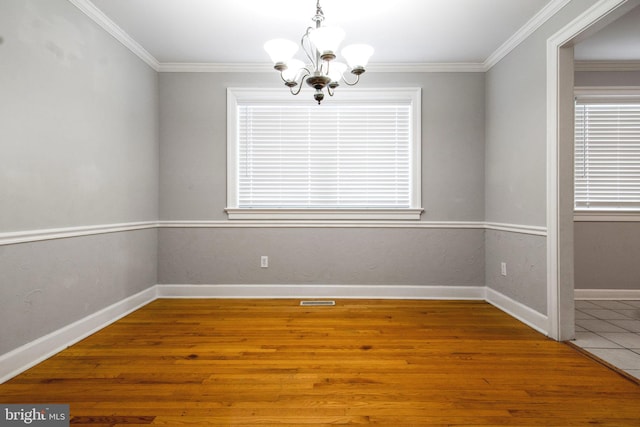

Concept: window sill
[[225, 208, 424, 221]]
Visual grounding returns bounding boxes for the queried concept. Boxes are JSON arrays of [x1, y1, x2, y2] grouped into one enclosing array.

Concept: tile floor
[[574, 300, 640, 380]]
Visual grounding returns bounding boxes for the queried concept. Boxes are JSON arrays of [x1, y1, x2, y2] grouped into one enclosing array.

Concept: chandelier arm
[[289, 84, 303, 96], [301, 28, 318, 70], [327, 85, 335, 97], [341, 73, 361, 86], [280, 66, 311, 87], [288, 68, 312, 96]]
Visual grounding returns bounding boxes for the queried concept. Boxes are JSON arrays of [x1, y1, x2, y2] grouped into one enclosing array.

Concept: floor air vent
[[300, 300, 336, 306]]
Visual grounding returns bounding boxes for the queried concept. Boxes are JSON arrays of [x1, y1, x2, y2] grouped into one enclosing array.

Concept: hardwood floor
[[2, 299, 640, 426]]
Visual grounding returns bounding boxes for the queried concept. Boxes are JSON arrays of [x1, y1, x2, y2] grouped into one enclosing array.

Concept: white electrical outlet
[[500, 262, 507, 276], [261, 256, 269, 268]]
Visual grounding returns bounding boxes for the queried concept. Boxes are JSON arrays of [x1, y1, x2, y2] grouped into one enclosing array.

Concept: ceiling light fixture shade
[[264, 0, 373, 104], [341, 44, 374, 74], [282, 59, 305, 83], [264, 39, 298, 67], [326, 61, 347, 84], [308, 27, 345, 60]]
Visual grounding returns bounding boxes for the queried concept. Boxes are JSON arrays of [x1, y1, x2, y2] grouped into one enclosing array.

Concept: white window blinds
[[575, 101, 640, 211], [237, 104, 412, 209]]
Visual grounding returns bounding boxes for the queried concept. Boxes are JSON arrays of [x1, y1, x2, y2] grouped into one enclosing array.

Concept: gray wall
[[574, 222, 640, 290], [158, 71, 486, 287], [159, 72, 485, 222], [0, 230, 157, 355], [485, 230, 547, 314], [159, 228, 484, 287], [0, 0, 159, 354], [575, 70, 640, 86], [484, 0, 599, 309], [573, 69, 640, 291]]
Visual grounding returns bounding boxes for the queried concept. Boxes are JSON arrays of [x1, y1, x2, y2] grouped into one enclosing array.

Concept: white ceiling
[[81, 0, 640, 70], [87, 0, 554, 67]]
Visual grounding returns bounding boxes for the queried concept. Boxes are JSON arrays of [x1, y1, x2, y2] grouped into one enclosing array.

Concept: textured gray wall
[[159, 72, 485, 222], [485, 0, 599, 226], [575, 70, 640, 86], [485, 230, 547, 314], [574, 222, 640, 290], [0, 0, 159, 232], [484, 0, 598, 312], [158, 71, 486, 288], [0, 230, 157, 355], [0, 0, 159, 355], [159, 227, 484, 287]]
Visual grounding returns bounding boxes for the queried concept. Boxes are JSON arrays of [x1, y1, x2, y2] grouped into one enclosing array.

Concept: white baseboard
[[1, 283, 552, 384], [575, 289, 640, 300], [156, 284, 486, 300], [485, 288, 549, 335], [0, 287, 157, 384]]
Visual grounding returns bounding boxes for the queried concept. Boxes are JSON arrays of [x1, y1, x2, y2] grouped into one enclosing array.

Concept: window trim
[[226, 87, 423, 220], [573, 86, 640, 216]]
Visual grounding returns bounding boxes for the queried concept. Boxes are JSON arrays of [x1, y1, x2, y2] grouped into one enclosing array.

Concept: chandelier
[[264, 0, 374, 104]]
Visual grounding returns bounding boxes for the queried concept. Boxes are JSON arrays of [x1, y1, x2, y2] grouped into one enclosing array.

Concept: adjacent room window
[[574, 90, 640, 211], [226, 88, 422, 220]]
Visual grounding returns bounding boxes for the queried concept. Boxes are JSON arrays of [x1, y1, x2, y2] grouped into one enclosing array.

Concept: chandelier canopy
[[264, 0, 374, 104]]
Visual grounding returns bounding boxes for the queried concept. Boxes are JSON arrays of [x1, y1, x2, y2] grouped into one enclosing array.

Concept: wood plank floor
[[2, 299, 639, 426]]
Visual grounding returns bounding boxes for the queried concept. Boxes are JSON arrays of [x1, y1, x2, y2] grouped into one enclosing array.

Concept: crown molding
[[66, 0, 160, 71], [158, 62, 487, 73], [484, 0, 572, 70], [574, 60, 640, 71]]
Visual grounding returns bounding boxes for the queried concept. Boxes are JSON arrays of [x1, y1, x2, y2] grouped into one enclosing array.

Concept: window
[[574, 89, 640, 211], [226, 88, 422, 220]]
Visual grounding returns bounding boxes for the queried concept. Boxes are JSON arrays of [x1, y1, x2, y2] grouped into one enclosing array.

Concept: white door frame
[[546, 0, 637, 340]]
